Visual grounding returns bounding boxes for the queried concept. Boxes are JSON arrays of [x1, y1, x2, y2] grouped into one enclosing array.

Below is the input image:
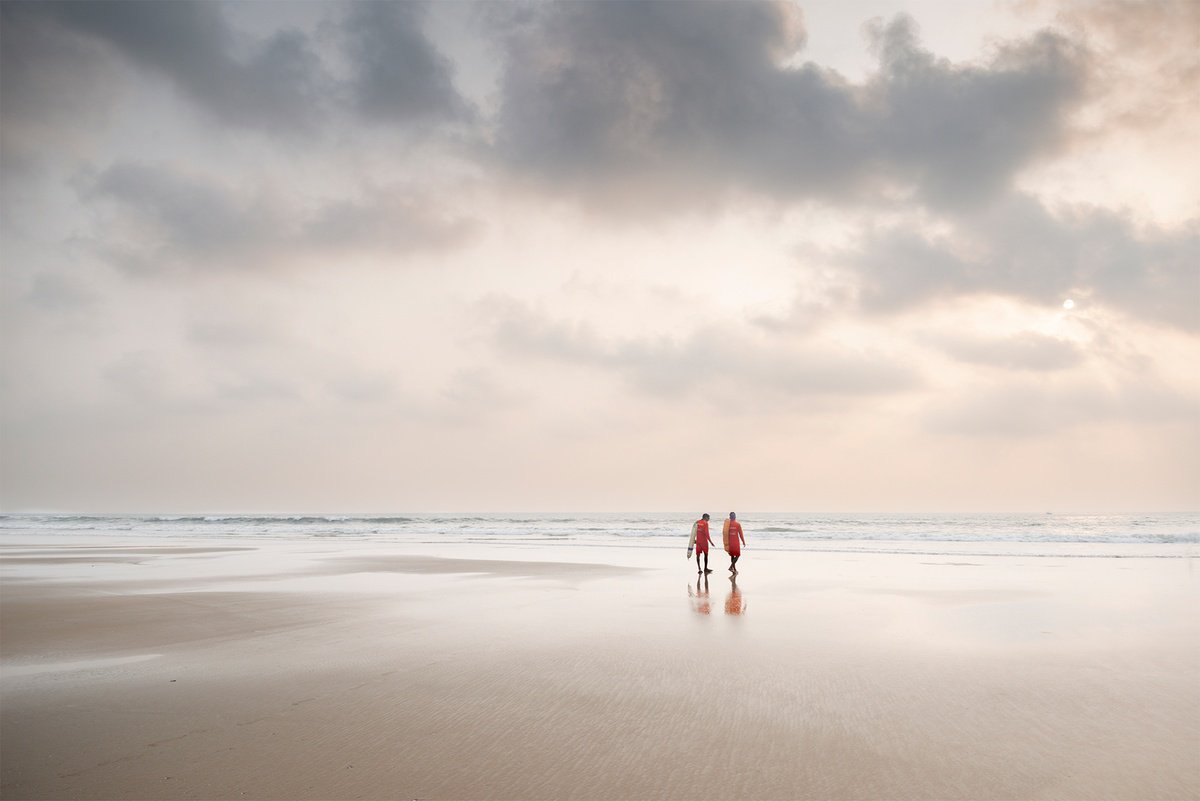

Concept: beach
[[2, 536, 1197, 800]]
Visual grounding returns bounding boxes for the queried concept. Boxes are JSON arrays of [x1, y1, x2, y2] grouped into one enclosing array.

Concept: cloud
[[5, 0, 473, 141], [491, 2, 1086, 208], [434, 368, 522, 425], [862, 16, 1085, 206], [0, 1, 1096, 212], [923, 331, 1084, 372], [81, 161, 478, 272], [1052, 0, 1199, 133], [27, 271, 99, 312], [300, 186, 480, 255], [325, 372, 397, 405], [185, 310, 286, 353], [339, 1, 474, 125], [489, 299, 919, 407], [85, 161, 287, 266], [750, 267, 860, 335], [30, 0, 330, 134], [99, 349, 228, 412], [0, 4, 122, 177], [925, 374, 1197, 437], [845, 194, 1200, 330]]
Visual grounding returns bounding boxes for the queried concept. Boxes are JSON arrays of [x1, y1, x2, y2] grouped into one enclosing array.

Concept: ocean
[[1, 512, 1196, 558]]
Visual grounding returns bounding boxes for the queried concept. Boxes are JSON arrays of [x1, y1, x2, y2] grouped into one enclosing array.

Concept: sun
[[1062, 298, 1075, 310]]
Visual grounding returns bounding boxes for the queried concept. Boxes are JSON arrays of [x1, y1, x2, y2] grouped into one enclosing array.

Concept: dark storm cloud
[[489, 300, 918, 403], [83, 161, 478, 271], [340, 1, 474, 124], [847, 194, 1200, 330], [492, 3, 1086, 206]]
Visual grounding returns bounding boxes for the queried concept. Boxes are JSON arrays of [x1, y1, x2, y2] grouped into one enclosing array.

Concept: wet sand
[[2, 539, 1197, 800]]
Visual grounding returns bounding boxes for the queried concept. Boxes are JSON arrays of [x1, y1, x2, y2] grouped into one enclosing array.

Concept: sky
[[1, 0, 1197, 513]]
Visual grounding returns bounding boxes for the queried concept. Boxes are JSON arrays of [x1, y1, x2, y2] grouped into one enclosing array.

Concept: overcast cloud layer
[[2, 0, 1197, 512]]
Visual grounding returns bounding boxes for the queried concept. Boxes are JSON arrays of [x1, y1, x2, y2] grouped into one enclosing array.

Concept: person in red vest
[[690, 513, 714, 574], [725, 512, 746, 574]]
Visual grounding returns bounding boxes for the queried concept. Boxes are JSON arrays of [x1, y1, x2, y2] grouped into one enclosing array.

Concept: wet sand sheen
[[1, 541, 1197, 800]]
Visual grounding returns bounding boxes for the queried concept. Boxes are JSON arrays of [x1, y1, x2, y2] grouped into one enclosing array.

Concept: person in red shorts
[[690, 513, 714, 574], [726, 512, 745, 574]]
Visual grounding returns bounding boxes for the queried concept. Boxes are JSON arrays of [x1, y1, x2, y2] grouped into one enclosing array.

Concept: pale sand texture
[[1, 539, 1197, 800]]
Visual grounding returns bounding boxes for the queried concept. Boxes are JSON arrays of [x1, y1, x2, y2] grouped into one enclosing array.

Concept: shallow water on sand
[[2, 539, 1197, 800]]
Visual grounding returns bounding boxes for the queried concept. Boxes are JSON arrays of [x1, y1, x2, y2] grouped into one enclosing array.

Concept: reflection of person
[[692, 513, 714, 574], [724, 574, 746, 615], [725, 512, 745, 574], [688, 574, 711, 615]]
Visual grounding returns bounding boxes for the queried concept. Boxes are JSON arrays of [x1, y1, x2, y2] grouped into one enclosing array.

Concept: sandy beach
[[2, 538, 1197, 800]]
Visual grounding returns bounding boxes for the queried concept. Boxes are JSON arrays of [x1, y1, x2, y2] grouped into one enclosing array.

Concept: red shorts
[[695, 543, 708, 554]]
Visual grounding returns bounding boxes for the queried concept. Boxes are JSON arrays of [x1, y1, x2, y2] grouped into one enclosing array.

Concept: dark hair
[[702, 513, 710, 519]]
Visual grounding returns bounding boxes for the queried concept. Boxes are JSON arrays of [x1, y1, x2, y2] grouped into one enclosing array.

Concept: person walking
[[725, 512, 745, 573], [690, 513, 714, 574]]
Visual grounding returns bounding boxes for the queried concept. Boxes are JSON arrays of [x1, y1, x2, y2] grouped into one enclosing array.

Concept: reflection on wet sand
[[688, 575, 711, 615], [724, 575, 746, 615]]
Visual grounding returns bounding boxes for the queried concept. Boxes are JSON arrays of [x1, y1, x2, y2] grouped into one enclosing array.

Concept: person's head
[[702, 513, 710, 520], [729, 512, 736, 520]]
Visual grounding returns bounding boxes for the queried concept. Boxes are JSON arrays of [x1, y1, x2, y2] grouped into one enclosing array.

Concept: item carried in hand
[[687, 547, 694, 558]]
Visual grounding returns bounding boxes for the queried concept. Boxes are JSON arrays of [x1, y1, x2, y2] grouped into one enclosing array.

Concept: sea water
[[1, 512, 1196, 558]]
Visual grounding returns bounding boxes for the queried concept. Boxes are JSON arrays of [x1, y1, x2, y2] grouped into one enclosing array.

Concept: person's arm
[[740, 526, 746, 547]]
